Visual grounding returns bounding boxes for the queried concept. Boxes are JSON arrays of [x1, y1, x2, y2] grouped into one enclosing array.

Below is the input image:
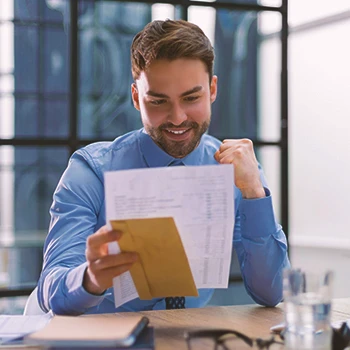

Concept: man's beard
[[145, 120, 210, 158]]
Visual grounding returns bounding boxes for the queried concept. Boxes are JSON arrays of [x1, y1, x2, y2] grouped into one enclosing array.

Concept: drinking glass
[[283, 269, 334, 350]]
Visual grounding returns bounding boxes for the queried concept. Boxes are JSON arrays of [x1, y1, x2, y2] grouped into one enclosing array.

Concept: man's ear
[[131, 83, 140, 111], [210, 75, 218, 104]]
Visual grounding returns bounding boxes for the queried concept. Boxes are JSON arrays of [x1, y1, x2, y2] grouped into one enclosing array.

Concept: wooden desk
[[17, 299, 350, 349], [116, 298, 350, 349], [120, 305, 283, 349]]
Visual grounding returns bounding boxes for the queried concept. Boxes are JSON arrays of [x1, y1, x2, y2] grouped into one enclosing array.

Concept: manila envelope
[[110, 217, 198, 300]]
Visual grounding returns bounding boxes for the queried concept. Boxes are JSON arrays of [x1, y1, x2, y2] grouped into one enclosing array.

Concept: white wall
[[257, 0, 350, 297], [289, 2, 350, 249], [287, 1, 350, 297]]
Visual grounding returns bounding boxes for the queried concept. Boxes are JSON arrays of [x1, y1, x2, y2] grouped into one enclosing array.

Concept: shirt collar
[[138, 128, 205, 167]]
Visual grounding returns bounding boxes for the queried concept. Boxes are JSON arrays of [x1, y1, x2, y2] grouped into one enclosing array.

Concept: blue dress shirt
[[37, 129, 290, 315]]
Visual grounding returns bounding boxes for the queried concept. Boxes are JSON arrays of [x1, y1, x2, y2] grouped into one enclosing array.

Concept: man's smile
[[163, 128, 192, 141]]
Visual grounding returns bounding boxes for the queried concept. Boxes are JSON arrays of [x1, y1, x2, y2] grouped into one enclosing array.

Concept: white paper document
[[0, 312, 53, 344], [105, 164, 234, 308]]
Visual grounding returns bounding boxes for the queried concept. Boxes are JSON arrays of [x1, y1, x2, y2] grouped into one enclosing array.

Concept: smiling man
[[37, 20, 290, 315], [131, 58, 215, 158]]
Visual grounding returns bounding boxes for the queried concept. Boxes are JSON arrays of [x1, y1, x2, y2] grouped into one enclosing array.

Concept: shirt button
[[241, 214, 246, 221]]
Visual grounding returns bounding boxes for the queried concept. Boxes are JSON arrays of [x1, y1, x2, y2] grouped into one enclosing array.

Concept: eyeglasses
[[184, 329, 284, 350], [332, 322, 350, 350]]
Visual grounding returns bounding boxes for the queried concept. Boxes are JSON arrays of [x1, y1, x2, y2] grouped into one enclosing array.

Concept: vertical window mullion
[[69, 0, 79, 155], [281, 0, 289, 237]]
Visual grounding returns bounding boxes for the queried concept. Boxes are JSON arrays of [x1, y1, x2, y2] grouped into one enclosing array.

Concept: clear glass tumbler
[[283, 269, 334, 350]]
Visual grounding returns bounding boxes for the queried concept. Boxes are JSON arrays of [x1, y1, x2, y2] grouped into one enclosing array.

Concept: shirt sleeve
[[233, 165, 291, 307], [37, 150, 107, 315]]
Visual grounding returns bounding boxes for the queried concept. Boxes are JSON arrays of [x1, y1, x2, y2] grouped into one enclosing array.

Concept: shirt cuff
[[239, 187, 278, 238], [65, 262, 107, 311]]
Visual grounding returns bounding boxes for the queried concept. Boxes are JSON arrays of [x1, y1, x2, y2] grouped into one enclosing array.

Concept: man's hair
[[131, 19, 214, 82]]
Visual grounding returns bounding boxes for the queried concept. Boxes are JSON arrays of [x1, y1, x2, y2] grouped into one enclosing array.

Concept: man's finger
[[219, 155, 235, 164], [96, 263, 136, 290], [104, 263, 136, 280], [222, 139, 238, 145], [218, 142, 237, 155], [85, 263, 135, 292], [89, 252, 138, 271], [87, 227, 122, 250], [214, 150, 220, 162], [218, 147, 233, 158]]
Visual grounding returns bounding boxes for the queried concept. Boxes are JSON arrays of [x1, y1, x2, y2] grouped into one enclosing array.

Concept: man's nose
[[168, 103, 187, 125]]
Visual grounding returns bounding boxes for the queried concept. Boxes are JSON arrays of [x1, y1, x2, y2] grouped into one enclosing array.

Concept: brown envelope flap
[[116, 217, 198, 298], [110, 220, 153, 300]]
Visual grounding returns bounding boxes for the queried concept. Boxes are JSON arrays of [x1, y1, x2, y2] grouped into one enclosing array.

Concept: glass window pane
[[0, 1, 14, 21], [256, 146, 281, 222], [7, 245, 44, 286], [44, 0, 69, 22], [258, 9, 281, 35], [0, 146, 69, 289], [43, 99, 69, 137], [0, 22, 15, 75], [257, 11, 281, 142], [2, 97, 69, 138], [16, 147, 69, 230], [14, 98, 39, 137], [2, 1, 69, 138], [97, 1, 151, 32], [190, 7, 260, 139], [188, 5, 216, 43], [189, 7, 281, 141], [44, 27, 70, 93], [152, 3, 175, 21], [78, 1, 151, 138], [14, 26, 38, 92], [258, 36, 281, 141], [1, 1, 70, 24], [0, 146, 69, 233], [0, 75, 14, 94], [174, 5, 184, 20], [0, 146, 15, 236], [0, 296, 28, 315], [0, 96, 15, 138], [13, 0, 39, 21]]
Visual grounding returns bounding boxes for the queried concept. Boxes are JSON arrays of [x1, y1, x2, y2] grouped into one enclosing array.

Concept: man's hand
[[214, 139, 265, 199], [83, 225, 138, 295]]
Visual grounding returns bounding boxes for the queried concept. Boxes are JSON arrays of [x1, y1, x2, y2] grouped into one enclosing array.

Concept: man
[[37, 19, 290, 315]]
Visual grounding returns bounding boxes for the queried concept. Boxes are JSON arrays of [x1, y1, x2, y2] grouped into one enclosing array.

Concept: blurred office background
[[0, 0, 349, 313]]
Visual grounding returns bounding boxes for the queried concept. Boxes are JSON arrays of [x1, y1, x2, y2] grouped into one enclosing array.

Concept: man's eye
[[184, 96, 200, 102], [150, 99, 166, 106]]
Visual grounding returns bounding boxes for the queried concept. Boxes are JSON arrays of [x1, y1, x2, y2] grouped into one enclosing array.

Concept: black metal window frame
[[0, 0, 289, 235]]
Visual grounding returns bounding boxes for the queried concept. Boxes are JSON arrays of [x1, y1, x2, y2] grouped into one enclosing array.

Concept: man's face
[[131, 58, 217, 158]]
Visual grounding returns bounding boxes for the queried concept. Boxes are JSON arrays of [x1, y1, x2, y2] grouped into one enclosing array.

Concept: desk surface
[[18, 298, 350, 350], [114, 298, 350, 350]]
